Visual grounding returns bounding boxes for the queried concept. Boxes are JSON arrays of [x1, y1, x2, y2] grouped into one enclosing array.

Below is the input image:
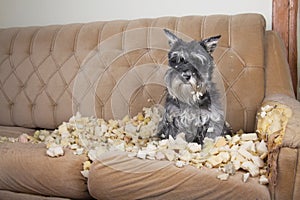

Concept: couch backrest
[[0, 14, 266, 132]]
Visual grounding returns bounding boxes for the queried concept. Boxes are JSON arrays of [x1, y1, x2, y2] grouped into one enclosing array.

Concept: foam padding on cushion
[[0, 142, 92, 199]]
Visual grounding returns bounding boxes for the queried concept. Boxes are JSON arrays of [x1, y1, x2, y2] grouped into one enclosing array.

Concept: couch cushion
[[88, 151, 270, 200], [0, 14, 265, 132], [0, 190, 70, 200], [0, 142, 92, 199], [0, 125, 36, 137]]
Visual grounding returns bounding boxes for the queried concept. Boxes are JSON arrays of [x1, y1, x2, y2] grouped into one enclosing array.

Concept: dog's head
[[164, 29, 221, 105]]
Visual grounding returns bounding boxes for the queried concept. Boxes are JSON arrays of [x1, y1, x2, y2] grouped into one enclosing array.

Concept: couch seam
[[292, 148, 299, 199], [228, 15, 232, 48], [96, 22, 107, 119], [47, 26, 64, 127], [122, 21, 133, 68], [174, 17, 179, 37], [8, 28, 25, 126], [50, 24, 85, 125], [30, 27, 59, 128], [0, 30, 19, 126], [61, 23, 84, 118], [200, 16, 206, 39], [27, 28, 41, 127], [73, 23, 83, 53]]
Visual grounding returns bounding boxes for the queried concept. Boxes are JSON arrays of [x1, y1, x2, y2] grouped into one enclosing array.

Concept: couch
[[0, 14, 299, 200]]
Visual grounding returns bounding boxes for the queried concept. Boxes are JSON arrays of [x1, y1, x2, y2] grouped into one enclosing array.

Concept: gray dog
[[157, 29, 232, 144]]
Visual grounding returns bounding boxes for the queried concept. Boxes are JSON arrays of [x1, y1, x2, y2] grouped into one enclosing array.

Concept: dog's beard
[[165, 68, 207, 106], [157, 29, 232, 144]]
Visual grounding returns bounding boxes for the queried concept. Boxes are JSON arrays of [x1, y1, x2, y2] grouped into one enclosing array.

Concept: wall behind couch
[[0, 0, 272, 29]]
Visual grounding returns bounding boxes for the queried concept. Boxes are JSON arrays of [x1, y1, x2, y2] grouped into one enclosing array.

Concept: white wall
[[0, 0, 272, 29]]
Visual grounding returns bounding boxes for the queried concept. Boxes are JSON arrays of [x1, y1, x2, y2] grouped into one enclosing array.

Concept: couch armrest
[[264, 31, 295, 98], [257, 94, 300, 200], [262, 30, 300, 199]]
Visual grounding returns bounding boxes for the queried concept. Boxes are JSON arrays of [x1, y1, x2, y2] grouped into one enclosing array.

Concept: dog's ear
[[200, 35, 221, 54], [164, 29, 180, 47]]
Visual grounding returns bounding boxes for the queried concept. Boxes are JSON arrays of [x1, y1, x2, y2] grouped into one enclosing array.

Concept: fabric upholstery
[[262, 31, 300, 200], [88, 151, 270, 200], [261, 31, 300, 199], [0, 125, 35, 137], [0, 142, 92, 199], [1, 14, 298, 200], [264, 31, 295, 98], [264, 95, 300, 148], [262, 94, 300, 200], [275, 147, 300, 200], [0, 190, 70, 200], [0, 14, 266, 132]]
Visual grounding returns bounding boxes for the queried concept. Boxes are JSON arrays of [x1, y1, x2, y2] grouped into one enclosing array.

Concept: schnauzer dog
[[157, 29, 232, 144]]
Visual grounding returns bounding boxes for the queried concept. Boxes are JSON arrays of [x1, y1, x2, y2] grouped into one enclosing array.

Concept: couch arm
[[262, 28, 300, 199], [257, 94, 300, 200], [264, 30, 295, 98]]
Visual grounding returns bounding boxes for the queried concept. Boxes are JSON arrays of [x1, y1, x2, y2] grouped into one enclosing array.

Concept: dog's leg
[[156, 95, 181, 139]]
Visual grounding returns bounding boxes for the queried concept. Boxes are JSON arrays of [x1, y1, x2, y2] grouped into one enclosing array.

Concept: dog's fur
[[157, 29, 231, 144]]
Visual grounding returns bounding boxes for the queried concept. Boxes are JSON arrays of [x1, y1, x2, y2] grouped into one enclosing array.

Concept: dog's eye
[[169, 56, 177, 65], [169, 56, 188, 66]]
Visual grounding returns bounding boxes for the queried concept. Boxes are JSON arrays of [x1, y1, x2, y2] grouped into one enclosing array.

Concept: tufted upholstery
[[2, 14, 300, 200], [0, 14, 265, 131]]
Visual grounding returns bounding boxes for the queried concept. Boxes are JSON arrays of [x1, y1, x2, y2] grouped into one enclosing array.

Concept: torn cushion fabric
[[260, 94, 300, 199]]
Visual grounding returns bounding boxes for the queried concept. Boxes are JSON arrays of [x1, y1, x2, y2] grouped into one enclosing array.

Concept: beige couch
[[0, 14, 299, 199]]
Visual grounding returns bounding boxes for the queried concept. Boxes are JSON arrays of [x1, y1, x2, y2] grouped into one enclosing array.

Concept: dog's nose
[[179, 57, 188, 64], [182, 74, 191, 81]]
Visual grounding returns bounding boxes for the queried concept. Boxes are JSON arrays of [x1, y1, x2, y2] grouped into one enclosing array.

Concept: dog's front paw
[[222, 121, 233, 136]]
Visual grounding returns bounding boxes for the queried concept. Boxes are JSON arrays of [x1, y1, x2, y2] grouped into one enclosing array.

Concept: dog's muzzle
[[188, 76, 206, 101]]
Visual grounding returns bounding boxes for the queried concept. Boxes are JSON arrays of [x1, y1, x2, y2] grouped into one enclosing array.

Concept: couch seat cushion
[[0, 142, 92, 199], [0, 189, 71, 200], [0, 125, 36, 137], [88, 151, 270, 200]]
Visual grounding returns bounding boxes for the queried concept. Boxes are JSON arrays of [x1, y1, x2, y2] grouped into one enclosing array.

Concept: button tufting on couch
[[0, 14, 299, 200]]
